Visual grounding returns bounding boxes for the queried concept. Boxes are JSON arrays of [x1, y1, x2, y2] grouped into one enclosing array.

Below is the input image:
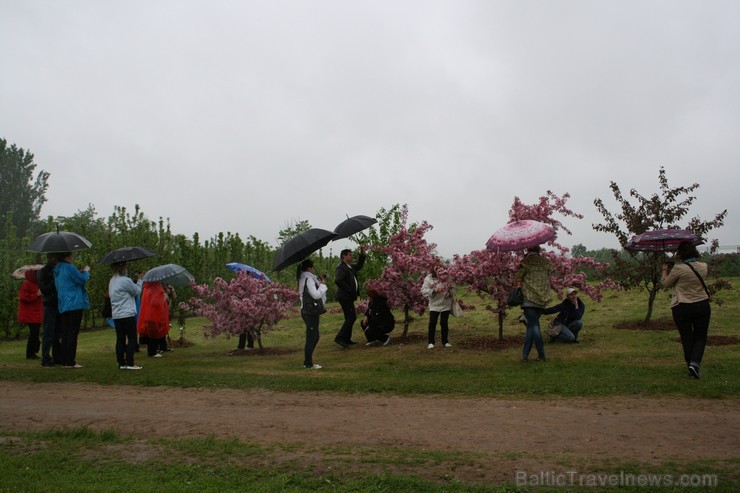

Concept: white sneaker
[[126, 365, 143, 370], [151, 353, 163, 358], [383, 336, 391, 346], [444, 343, 452, 348], [119, 365, 127, 370], [365, 340, 379, 346], [427, 343, 434, 349], [312, 364, 322, 370]]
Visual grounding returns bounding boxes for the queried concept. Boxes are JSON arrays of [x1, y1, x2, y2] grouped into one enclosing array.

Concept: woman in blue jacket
[[54, 252, 90, 368]]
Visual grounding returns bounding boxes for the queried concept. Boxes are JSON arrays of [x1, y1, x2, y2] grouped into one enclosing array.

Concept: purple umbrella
[[226, 263, 272, 282], [625, 229, 703, 252], [486, 220, 556, 252]]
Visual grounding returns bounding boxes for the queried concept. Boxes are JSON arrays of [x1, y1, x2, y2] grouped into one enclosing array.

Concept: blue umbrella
[[226, 263, 272, 282]]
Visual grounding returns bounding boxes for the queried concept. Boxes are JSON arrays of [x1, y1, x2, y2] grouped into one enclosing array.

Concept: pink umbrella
[[625, 229, 703, 252], [486, 220, 556, 252]]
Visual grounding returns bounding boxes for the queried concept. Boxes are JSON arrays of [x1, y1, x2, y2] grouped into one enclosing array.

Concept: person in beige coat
[[662, 241, 711, 379]]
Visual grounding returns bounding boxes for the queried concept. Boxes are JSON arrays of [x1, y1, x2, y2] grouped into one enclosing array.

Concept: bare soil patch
[[2, 381, 738, 485]]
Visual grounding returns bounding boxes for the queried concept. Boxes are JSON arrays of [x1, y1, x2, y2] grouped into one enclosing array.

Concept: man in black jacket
[[37, 254, 61, 367], [334, 247, 366, 347]]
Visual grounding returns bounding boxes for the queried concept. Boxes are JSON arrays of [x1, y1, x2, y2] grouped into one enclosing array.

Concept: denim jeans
[[302, 313, 321, 367], [554, 320, 583, 342], [522, 307, 545, 360]]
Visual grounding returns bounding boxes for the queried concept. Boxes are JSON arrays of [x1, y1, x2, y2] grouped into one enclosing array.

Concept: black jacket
[[365, 296, 395, 332], [37, 262, 58, 308], [334, 254, 366, 302], [543, 298, 585, 325]]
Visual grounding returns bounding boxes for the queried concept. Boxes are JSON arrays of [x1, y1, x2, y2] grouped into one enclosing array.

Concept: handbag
[[508, 287, 524, 307], [451, 301, 463, 318], [302, 280, 326, 316], [546, 319, 562, 337]]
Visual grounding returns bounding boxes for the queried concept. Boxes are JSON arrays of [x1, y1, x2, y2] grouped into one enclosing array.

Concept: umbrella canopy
[[625, 229, 703, 252], [226, 263, 272, 282], [98, 246, 158, 265], [11, 264, 44, 280], [27, 231, 92, 253], [333, 215, 378, 240], [143, 263, 194, 286], [486, 220, 556, 252], [272, 228, 337, 271]]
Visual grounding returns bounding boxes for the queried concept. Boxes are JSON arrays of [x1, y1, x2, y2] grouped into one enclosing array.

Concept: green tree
[[277, 219, 311, 245], [593, 167, 727, 323], [0, 215, 27, 338], [0, 139, 50, 238]]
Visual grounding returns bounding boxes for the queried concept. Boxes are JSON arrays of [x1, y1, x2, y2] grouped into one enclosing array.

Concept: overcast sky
[[2, 0, 738, 258]]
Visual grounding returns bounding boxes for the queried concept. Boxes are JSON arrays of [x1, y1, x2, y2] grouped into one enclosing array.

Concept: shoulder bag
[[302, 279, 326, 316], [684, 262, 711, 302], [508, 287, 524, 307]]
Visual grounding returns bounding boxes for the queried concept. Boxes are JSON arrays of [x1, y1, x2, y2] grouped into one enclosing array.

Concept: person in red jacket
[[18, 269, 43, 359]]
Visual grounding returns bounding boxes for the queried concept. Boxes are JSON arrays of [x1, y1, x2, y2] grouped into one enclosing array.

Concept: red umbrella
[[625, 229, 703, 252], [486, 220, 556, 252]]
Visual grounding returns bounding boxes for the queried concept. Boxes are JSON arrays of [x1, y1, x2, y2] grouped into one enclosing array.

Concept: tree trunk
[[644, 288, 657, 324], [402, 307, 410, 337], [498, 311, 505, 341]]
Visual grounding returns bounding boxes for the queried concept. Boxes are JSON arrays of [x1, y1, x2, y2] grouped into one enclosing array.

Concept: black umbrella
[[99, 246, 158, 265], [27, 231, 92, 253], [272, 228, 337, 271], [333, 215, 378, 240], [143, 263, 194, 286]]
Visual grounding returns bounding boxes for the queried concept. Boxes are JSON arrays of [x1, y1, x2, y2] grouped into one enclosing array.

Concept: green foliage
[[358, 203, 406, 285], [0, 138, 50, 238], [593, 166, 727, 322], [0, 215, 26, 338]]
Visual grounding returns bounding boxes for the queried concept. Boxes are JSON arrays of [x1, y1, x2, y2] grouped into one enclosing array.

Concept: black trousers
[[26, 323, 41, 358], [428, 311, 450, 345], [58, 309, 83, 366], [362, 323, 392, 344], [302, 313, 321, 367], [237, 331, 254, 349], [335, 298, 357, 343], [672, 300, 711, 368], [114, 317, 138, 367]]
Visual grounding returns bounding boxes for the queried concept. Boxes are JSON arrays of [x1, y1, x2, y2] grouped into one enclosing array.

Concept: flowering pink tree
[[180, 272, 299, 351], [449, 191, 618, 340], [366, 206, 439, 336]]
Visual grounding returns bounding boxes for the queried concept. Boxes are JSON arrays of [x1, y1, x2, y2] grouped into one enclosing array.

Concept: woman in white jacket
[[297, 259, 328, 369], [421, 264, 454, 349]]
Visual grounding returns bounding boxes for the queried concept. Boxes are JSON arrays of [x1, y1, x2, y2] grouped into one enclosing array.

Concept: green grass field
[[1, 284, 738, 492]]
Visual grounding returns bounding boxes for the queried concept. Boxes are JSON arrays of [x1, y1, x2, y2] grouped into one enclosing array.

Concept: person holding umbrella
[[514, 246, 552, 362], [334, 247, 366, 348], [137, 282, 170, 358], [54, 252, 91, 369], [17, 269, 43, 360], [298, 259, 328, 369], [108, 262, 144, 370], [662, 241, 711, 379], [38, 254, 61, 367]]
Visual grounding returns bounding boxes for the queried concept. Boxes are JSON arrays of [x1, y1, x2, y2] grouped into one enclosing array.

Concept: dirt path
[[2, 381, 738, 484]]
